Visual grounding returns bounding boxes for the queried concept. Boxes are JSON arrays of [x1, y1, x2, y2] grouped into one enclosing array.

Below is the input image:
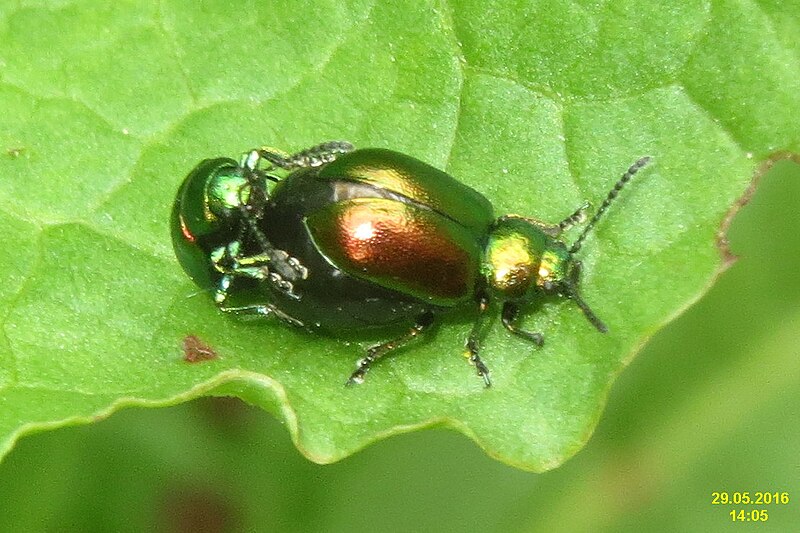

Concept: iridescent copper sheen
[[306, 198, 479, 305]]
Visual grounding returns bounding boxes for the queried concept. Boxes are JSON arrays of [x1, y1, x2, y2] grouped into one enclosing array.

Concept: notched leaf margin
[[716, 151, 800, 267]]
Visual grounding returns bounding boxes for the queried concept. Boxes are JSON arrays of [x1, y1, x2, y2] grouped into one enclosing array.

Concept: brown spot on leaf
[[183, 335, 218, 363]]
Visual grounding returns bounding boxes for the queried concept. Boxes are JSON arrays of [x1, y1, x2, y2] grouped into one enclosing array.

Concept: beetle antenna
[[567, 285, 608, 333], [569, 156, 651, 255]]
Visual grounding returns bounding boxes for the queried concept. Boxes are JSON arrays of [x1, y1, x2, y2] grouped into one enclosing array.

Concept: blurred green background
[[0, 161, 797, 531]]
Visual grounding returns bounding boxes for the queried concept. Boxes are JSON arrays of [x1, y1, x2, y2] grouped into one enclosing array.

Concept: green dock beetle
[[172, 141, 650, 387]]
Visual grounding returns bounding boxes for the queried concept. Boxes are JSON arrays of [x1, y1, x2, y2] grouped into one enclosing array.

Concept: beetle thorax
[[482, 217, 570, 300], [206, 171, 252, 220]]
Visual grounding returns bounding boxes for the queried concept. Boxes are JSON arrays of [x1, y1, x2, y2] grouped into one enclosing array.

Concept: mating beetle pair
[[171, 141, 650, 387]]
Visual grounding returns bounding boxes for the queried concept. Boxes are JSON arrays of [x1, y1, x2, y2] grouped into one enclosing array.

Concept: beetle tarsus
[[209, 239, 307, 300], [470, 353, 492, 388], [501, 303, 545, 347], [345, 375, 363, 387], [463, 347, 492, 388], [346, 359, 371, 386], [344, 313, 434, 387], [255, 141, 355, 170], [267, 249, 308, 282], [463, 294, 495, 387]]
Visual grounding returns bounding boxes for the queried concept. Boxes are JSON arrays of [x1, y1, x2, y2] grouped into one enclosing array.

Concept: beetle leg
[[231, 148, 323, 296], [224, 247, 308, 285], [216, 177, 309, 295], [210, 242, 252, 304], [210, 242, 264, 278], [239, 218, 309, 289], [218, 303, 304, 327], [213, 274, 234, 306], [346, 312, 435, 386], [210, 242, 306, 300], [501, 302, 544, 346], [464, 294, 493, 388], [243, 140, 354, 171], [564, 261, 607, 333], [209, 242, 303, 318]]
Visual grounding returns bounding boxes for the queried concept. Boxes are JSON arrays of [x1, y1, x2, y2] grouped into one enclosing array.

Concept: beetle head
[[486, 156, 651, 332], [484, 217, 602, 332]]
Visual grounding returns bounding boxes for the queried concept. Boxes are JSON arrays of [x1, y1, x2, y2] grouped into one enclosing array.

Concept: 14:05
[[730, 509, 768, 522]]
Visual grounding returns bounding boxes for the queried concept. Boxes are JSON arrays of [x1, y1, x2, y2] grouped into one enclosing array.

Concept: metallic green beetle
[[172, 141, 650, 387]]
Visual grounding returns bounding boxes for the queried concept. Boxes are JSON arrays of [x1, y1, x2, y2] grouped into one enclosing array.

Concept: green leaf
[[0, 0, 797, 471]]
